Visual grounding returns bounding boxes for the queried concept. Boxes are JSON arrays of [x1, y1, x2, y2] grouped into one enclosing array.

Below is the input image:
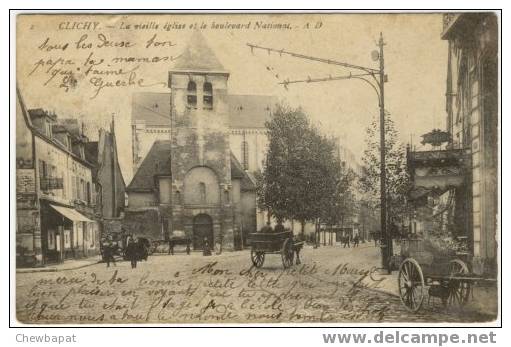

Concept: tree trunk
[[314, 221, 318, 247], [322, 220, 326, 246]]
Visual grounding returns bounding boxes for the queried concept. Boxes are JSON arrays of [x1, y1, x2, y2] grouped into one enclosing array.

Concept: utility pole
[[248, 33, 392, 271], [377, 33, 391, 271], [111, 113, 117, 218]]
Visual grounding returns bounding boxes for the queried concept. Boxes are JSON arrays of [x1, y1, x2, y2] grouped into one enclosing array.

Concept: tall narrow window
[[199, 182, 206, 203], [39, 160, 48, 191], [203, 82, 213, 109], [75, 177, 80, 200], [39, 160, 47, 178], [45, 121, 52, 138], [80, 178, 85, 201], [242, 140, 249, 170], [187, 81, 197, 108], [71, 176, 76, 199], [224, 190, 230, 204], [86, 182, 91, 205]]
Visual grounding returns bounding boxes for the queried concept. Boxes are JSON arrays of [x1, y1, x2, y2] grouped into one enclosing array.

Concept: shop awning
[[50, 204, 93, 222]]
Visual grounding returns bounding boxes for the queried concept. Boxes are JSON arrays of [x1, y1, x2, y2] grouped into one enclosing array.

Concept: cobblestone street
[[16, 244, 497, 324]]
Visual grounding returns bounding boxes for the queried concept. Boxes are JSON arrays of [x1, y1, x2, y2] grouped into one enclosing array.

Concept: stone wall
[[169, 72, 234, 251]]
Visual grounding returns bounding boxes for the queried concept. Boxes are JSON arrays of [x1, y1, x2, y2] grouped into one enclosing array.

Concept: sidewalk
[[16, 255, 102, 273], [351, 245, 498, 318], [15, 249, 244, 273]]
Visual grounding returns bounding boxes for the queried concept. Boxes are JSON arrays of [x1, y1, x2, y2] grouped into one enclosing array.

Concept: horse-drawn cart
[[247, 231, 304, 269], [392, 238, 495, 312]]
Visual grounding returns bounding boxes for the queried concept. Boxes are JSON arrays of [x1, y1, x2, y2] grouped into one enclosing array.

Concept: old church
[[126, 31, 274, 251]]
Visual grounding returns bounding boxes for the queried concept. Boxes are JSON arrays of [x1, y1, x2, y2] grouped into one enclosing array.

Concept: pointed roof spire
[[171, 30, 228, 74], [110, 113, 115, 134]]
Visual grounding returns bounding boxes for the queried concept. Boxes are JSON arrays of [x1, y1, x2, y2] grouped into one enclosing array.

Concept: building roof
[[228, 94, 276, 129], [128, 140, 172, 191], [132, 92, 171, 127], [240, 170, 257, 192], [127, 140, 255, 192], [23, 107, 95, 168], [84, 142, 99, 164], [16, 87, 33, 128], [441, 13, 488, 40], [171, 30, 227, 73], [230, 153, 245, 179], [132, 92, 275, 129], [58, 118, 82, 137], [27, 108, 57, 121]]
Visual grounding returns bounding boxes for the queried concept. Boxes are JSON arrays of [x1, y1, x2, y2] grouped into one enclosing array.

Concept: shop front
[[40, 202, 97, 264]]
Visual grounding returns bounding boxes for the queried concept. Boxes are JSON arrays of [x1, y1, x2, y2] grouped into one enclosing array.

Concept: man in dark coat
[[274, 221, 285, 233], [203, 237, 212, 256], [260, 221, 273, 233], [125, 238, 138, 269], [353, 234, 360, 247], [102, 240, 116, 268], [342, 233, 350, 248]]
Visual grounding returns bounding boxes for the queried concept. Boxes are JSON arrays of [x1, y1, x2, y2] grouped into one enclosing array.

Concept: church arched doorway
[[192, 214, 213, 250]]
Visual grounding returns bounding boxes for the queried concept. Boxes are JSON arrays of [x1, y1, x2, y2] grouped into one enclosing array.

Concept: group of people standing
[[259, 221, 286, 233], [341, 233, 360, 248], [101, 236, 148, 269]]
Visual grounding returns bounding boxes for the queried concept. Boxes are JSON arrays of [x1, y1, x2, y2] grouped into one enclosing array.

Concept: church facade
[[126, 32, 272, 251], [131, 94, 275, 176]]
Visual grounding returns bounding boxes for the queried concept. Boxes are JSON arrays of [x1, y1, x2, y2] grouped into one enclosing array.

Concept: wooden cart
[[167, 236, 191, 255], [393, 238, 494, 312], [247, 231, 304, 269]]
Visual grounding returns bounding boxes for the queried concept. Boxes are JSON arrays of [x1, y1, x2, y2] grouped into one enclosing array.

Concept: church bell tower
[[167, 31, 234, 251]]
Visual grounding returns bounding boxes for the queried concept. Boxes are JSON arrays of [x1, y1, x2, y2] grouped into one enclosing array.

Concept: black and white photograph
[[12, 11, 500, 326]]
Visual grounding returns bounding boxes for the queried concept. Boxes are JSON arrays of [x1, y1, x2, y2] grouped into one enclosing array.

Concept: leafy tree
[[258, 104, 353, 236], [359, 114, 411, 230]]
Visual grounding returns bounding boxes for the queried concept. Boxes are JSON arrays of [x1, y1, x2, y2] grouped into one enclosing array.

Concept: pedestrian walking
[[203, 237, 212, 256], [342, 233, 350, 248], [353, 230, 360, 248], [125, 238, 138, 269], [102, 240, 116, 268], [353, 234, 360, 247], [372, 231, 379, 247]]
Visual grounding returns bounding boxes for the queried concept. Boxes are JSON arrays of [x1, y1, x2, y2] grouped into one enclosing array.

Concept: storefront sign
[[17, 169, 36, 193]]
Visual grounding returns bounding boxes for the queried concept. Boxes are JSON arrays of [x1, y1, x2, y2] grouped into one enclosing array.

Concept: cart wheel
[[398, 258, 425, 312], [281, 238, 294, 269], [251, 249, 265, 268], [447, 259, 471, 306]]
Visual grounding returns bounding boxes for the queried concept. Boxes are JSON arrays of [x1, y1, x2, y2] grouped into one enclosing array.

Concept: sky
[[16, 13, 449, 183]]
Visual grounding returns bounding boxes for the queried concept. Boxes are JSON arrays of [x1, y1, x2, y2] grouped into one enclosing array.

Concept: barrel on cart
[[247, 231, 304, 269]]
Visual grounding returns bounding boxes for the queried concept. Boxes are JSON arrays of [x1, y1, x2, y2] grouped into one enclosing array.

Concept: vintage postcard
[[14, 12, 500, 324]]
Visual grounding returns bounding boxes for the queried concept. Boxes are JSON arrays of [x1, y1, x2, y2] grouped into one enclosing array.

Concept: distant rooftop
[[132, 92, 276, 129], [228, 94, 277, 129], [132, 92, 171, 127], [127, 140, 255, 192]]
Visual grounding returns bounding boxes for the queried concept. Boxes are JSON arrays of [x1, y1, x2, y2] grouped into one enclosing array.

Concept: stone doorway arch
[[192, 214, 213, 250]]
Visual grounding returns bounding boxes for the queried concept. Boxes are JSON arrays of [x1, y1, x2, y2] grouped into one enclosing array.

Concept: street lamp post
[[248, 33, 391, 271]]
